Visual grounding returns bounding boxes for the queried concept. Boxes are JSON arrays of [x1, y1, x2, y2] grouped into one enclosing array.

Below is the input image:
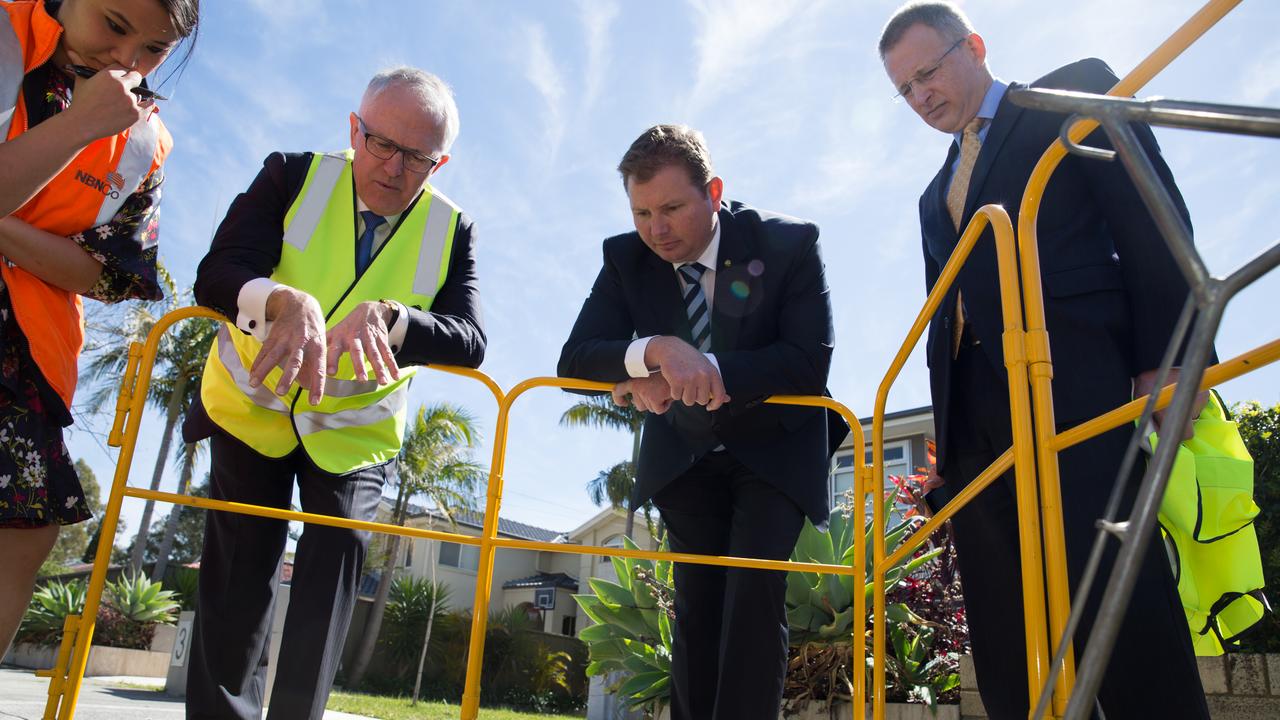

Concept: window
[[600, 534, 625, 564], [865, 440, 912, 482], [403, 540, 414, 568], [830, 440, 914, 524], [562, 615, 577, 636], [438, 541, 480, 571], [830, 452, 857, 503]]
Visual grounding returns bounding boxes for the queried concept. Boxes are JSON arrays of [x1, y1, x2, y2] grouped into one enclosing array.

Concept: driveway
[[0, 667, 370, 720]]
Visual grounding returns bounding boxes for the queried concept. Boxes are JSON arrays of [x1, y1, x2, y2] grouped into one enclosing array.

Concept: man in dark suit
[[183, 66, 484, 719], [558, 124, 835, 720], [879, 2, 1209, 718]]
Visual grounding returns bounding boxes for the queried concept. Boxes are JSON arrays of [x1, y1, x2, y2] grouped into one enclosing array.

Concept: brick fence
[[959, 653, 1280, 719]]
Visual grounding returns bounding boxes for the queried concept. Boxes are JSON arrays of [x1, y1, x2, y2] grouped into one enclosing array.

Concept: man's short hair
[[362, 66, 461, 155], [878, 1, 975, 58], [617, 124, 714, 191]]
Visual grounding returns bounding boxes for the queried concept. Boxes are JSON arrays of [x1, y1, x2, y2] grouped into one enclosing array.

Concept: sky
[[64, 0, 1280, 548]]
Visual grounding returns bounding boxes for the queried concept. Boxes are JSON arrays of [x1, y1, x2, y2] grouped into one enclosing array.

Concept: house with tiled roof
[[344, 499, 582, 641]]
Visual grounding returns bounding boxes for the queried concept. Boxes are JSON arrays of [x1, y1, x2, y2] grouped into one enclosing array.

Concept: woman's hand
[[63, 66, 152, 143]]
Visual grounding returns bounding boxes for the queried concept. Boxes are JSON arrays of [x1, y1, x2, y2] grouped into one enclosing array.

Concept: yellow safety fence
[[36, 305, 870, 720], [34, 2, 1277, 719]]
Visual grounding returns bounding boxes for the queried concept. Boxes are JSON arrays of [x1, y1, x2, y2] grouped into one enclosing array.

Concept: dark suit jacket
[[920, 58, 1194, 475], [558, 201, 836, 524], [184, 151, 486, 443]]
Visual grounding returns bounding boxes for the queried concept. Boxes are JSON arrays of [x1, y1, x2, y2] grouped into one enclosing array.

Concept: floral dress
[[0, 59, 164, 528]]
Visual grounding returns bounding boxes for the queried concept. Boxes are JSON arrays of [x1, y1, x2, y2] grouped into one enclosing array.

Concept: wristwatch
[[377, 299, 400, 327]]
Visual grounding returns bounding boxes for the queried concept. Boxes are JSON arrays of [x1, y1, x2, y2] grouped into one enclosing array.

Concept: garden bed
[[3, 641, 171, 678]]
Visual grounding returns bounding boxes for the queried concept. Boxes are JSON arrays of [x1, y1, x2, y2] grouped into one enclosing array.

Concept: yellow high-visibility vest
[[200, 149, 460, 474], [1153, 392, 1268, 655]]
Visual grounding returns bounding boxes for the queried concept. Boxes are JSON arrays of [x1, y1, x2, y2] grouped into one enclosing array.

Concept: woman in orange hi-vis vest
[[0, 0, 199, 656]]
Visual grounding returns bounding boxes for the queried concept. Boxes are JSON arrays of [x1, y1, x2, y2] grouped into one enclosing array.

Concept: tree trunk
[[411, 521, 438, 705], [624, 425, 642, 540], [129, 373, 187, 574], [151, 442, 197, 581], [345, 481, 408, 686]]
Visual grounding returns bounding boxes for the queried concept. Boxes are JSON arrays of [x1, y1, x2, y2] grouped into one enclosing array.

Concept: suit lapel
[[711, 206, 754, 352], [645, 248, 693, 344], [961, 84, 1027, 222], [923, 143, 959, 263]]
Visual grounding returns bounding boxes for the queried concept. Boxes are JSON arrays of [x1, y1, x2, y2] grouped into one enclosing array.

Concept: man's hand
[[326, 301, 402, 387], [612, 375, 674, 415], [1134, 367, 1209, 442], [250, 287, 327, 405], [643, 336, 730, 411]]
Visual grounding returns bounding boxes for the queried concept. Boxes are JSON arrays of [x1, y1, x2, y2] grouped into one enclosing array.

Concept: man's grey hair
[[361, 66, 461, 155], [878, 1, 975, 58]]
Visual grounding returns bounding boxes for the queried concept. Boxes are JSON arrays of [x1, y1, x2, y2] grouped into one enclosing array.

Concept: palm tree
[[560, 394, 645, 538], [151, 435, 207, 580], [345, 402, 486, 688], [79, 292, 217, 574]]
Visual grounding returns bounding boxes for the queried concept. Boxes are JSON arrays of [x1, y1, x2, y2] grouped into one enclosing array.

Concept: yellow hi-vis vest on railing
[[1152, 392, 1268, 655], [200, 149, 460, 474]]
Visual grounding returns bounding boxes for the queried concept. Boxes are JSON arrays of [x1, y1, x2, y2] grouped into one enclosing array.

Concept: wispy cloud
[[683, 0, 830, 115], [577, 0, 621, 111], [1238, 45, 1280, 105], [522, 23, 568, 164]]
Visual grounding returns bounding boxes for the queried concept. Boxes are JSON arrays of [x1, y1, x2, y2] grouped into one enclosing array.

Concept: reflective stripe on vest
[[202, 149, 459, 474], [293, 385, 408, 437], [282, 152, 347, 252], [94, 118, 164, 226], [213, 326, 290, 414]]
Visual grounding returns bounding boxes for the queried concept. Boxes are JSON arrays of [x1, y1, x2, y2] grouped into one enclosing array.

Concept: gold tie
[[947, 117, 986, 358]]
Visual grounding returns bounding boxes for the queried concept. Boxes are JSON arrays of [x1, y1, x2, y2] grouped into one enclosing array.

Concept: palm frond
[[559, 394, 643, 434]]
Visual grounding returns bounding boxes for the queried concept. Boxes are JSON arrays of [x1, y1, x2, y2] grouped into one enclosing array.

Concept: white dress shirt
[[234, 198, 409, 351], [623, 222, 723, 377]]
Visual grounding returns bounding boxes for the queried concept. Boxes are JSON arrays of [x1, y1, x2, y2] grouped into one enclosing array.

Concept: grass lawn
[[326, 691, 585, 719]]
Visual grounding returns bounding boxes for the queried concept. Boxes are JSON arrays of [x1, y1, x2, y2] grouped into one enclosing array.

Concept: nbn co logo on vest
[[75, 169, 125, 199]]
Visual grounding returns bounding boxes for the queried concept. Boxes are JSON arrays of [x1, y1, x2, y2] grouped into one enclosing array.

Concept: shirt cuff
[[625, 336, 655, 378], [386, 300, 408, 354], [705, 353, 719, 374], [236, 277, 285, 342]]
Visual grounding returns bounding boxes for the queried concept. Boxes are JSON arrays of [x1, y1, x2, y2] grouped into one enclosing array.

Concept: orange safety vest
[[0, 0, 172, 411]]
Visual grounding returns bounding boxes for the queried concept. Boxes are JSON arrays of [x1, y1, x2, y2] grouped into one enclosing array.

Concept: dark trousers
[[935, 343, 1208, 719], [187, 432, 388, 720], [651, 451, 806, 720]]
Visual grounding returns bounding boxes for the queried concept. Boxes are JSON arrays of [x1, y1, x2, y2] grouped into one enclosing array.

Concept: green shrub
[[379, 576, 451, 672], [16, 578, 87, 645], [104, 573, 179, 624], [574, 537, 673, 716], [1235, 400, 1280, 653], [163, 566, 199, 612], [93, 604, 157, 650], [17, 574, 176, 650]]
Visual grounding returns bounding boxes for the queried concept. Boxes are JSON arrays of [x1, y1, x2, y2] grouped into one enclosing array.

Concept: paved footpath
[[0, 667, 370, 720]]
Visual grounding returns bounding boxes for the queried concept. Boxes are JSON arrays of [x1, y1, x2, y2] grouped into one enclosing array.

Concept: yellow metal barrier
[[37, 4, 1273, 718], [452, 376, 866, 719], [1016, 1, 1244, 715], [868, 204, 1048, 720], [39, 307, 869, 720]]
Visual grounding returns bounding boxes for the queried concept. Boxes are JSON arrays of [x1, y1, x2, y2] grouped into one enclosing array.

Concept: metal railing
[[863, 1, 1277, 718], [34, 2, 1279, 718], [36, 306, 869, 720]]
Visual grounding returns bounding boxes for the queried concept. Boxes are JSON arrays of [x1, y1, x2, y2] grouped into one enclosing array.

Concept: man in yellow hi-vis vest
[[181, 67, 485, 720]]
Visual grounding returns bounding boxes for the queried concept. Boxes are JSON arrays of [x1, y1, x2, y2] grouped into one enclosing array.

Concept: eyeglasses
[[892, 37, 967, 102], [355, 115, 440, 174]]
